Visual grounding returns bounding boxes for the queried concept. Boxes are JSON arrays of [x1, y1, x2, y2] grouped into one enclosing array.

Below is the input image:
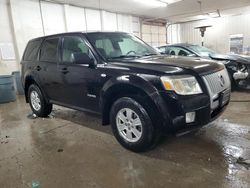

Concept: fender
[[23, 71, 49, 103], [100, 74, 172, 127]]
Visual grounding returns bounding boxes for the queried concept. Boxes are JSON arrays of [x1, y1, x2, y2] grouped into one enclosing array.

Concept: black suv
[[21, 32, 231, 152]]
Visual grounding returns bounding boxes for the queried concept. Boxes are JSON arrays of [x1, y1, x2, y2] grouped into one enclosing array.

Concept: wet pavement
[[0, 92, 250, 188]]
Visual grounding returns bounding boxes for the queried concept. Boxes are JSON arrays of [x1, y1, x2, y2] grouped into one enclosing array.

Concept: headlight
[[160, 75, 202, 95]]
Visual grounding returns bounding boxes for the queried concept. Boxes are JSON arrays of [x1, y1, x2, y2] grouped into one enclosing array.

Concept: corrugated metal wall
[[167, 13, 250, 54]]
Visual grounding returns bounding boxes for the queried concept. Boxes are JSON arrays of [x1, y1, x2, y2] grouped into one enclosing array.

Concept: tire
[[110, 97, 160, 152], [28, 84, 52, 117]]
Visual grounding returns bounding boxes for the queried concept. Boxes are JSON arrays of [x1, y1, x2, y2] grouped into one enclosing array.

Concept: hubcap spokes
[[30, 91, 41, 111], [116, 108, 142, 142]]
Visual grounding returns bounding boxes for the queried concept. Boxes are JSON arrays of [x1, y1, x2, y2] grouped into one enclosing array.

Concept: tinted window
[[62, 36, 92, 63], [87, 33, 158, 60], [23, 39, 42, 61], [40, 38, 59, 62]]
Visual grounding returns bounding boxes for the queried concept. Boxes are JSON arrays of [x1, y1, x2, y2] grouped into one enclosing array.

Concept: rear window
[[40, 38, 59, 62], [23, 39, 42, 61]]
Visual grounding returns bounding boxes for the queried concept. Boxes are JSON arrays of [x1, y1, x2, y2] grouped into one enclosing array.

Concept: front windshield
[[189, 45, 215, 57], [86, 32, 159, 60]]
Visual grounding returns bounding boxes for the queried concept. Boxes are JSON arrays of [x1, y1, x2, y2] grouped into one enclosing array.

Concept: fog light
[[186, 112, 196, 123]]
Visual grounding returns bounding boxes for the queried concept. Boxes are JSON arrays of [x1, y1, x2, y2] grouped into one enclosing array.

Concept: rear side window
[[23, 39, 42, 61], [168, 47, 192, 56], [40, 38, 59, 62]]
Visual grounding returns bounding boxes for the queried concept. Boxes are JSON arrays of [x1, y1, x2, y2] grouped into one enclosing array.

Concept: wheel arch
[[24, 75, 49, 103], [100, 75, 170, 128]]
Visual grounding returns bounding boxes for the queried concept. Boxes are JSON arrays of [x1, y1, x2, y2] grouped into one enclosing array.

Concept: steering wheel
[[126, 50, 136, 56]]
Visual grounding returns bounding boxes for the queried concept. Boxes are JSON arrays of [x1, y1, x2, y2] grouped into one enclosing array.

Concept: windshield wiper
[[107, 55, 141, 60]]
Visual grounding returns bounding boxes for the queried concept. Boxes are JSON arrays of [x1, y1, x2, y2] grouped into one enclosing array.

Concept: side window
[[169, 47, 177, 55], [62, 36, 93, 63], [176, 47, 191, 56], [165, 47, 171, 55], [23, 39, 42, 61], [40, 38, 59, 62], [169, 47, 192, 56]]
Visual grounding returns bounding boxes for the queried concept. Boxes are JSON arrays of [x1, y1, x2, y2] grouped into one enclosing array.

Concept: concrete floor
[[0, 92, 250, 188]]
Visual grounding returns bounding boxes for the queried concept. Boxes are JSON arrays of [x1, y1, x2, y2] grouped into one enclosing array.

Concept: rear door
[[21, 39, 43, 85], [38, 37, 61, 101]]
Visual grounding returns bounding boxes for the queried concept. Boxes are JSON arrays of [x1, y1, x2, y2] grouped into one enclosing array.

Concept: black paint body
[[21, 32, 229, 133]]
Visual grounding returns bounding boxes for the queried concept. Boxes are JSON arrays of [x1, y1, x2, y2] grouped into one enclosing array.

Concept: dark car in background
[[21, 32, 231, 152], [157, 44, 250, 89]]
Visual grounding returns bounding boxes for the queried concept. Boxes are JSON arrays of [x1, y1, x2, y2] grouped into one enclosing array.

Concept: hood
[[210, 53, 250, 65], [108, 55, 224, 76]]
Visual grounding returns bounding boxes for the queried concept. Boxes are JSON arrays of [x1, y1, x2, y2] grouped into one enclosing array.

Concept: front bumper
[[158, 89, 230, 133]]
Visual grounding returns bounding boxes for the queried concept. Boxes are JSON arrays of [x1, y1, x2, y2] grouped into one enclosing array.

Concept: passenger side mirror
[[72, 52, 95, 67]]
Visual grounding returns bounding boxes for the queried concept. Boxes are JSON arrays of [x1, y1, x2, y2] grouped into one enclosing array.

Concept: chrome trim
[[202, 68, 231, 110]]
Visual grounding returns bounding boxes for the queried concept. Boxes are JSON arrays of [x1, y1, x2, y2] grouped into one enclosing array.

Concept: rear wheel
[[28, 84, 52, 117], [110, 97, 160, 152]]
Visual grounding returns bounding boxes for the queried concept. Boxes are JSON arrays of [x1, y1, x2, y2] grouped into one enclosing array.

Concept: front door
[[56, 35, 100, 112]]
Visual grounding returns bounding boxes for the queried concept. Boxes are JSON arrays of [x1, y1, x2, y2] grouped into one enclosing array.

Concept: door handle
[[35, 66, 41, 71], [60, 67, 69, 74]]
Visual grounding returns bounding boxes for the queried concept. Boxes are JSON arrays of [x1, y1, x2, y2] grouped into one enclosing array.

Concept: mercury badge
[[218, 74, 225, 87]]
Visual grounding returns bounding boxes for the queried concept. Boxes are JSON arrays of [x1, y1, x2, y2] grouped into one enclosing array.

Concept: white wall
[[0, 0, 18, 75], [10, 0, 44, 61], [166, 24, 181, 44], [132, 16, 141, 38], [167, 14, 250, 54], [85, 9, 102, 31], [64, 5, 86, 32], [41, 2, 66, 35], [142, 24, 166, 47], [102, 11, 117, 31], [0, 0, 145, 75]]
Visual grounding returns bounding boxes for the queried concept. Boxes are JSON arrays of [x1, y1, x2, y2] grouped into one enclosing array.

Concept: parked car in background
[[21, 32, 231, 152], [157, 44, 250, 89]]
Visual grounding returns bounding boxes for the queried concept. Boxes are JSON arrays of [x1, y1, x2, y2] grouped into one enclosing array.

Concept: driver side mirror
[[71, 52, 95, 67]]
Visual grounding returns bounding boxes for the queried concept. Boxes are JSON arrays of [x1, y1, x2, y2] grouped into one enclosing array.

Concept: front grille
[[202, 68, 231, 111]]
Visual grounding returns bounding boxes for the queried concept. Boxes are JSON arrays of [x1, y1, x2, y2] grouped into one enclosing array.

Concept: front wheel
[[110, 97, 159, 152], [28, 84, 52, 117]]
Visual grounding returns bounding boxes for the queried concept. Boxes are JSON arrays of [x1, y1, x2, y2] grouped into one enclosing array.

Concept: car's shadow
[[51, 107, 113, 135]]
